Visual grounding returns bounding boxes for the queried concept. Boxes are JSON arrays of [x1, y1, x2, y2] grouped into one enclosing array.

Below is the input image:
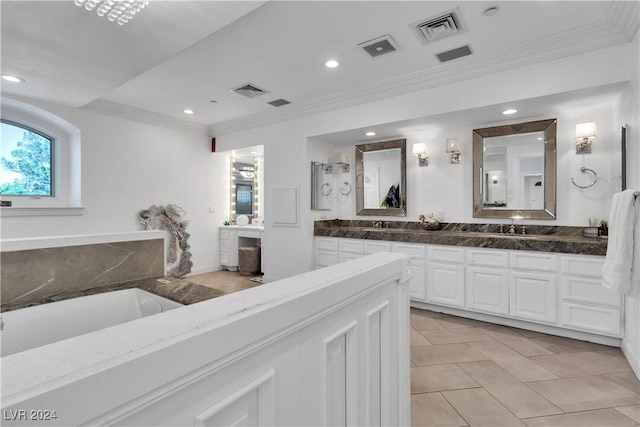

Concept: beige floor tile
[[469, 341, 559, 382], [433, 314, 495, 329], [411, 328, 432, 346], [411, 343, 489, 366], [411, 307, 446, 318], [411, 392, 468, 427], [411, 313, 446, 331], [607, 372, 640, 394], [530, 350, 632, 378], [458, 360, 562, 419], [510, 328, 554, 339], [419, 327, 495, 345], [442, 388, 525, 426], [480, 326, 556, 357], [527, 375, 640, 412], [615, 405, 640, 423], [411, 364, 479, 394], [531, 335, 615, 353], [523, 408, 639, 426]]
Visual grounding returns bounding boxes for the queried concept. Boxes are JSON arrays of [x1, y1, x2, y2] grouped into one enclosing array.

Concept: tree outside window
[[0, 121, 53, 196]]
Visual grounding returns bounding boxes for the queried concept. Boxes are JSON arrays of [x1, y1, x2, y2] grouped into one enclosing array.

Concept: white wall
[[217, 42, 637, 281], [1, 99, 227, 275], [622, 30, 640, 378]]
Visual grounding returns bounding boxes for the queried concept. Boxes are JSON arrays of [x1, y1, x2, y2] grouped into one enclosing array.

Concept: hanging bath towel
[[602, 190, 639, 293]]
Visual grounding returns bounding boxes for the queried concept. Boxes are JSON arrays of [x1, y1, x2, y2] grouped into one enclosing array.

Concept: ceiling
[[1, 1, 638, 135]]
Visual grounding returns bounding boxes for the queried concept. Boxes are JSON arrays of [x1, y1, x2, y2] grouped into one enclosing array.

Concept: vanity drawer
[[220, 229, 230, 240], [221, 251, 229, 264], [315, 251, 338, 268], [561, 302, 621, 336], [391, 243, 426, 260], [561, 255, 605, 278], [466, 249, 509, 268], [364, 240, 391, 254], [429, 246, 465, 264], [339, 239, 364, 254], [220, 240, 229, 252], [510, 252, 558, 272], [315, 237, 338, 251], [560, 276, 622, 307]]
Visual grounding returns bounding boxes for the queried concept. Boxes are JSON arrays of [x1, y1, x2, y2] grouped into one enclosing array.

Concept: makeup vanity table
[[220, 225, 264, 272]]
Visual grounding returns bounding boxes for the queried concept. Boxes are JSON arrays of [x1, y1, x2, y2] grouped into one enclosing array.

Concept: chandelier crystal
[[74, 0, 150, 25]]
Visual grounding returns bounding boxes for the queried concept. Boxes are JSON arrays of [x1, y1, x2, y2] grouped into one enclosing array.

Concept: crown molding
[[210, 9, 637, 137]]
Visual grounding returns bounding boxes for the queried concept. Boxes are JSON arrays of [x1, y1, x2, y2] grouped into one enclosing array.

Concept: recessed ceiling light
[[2, 74, 24, 83], [502, 109, 517, 115], [365, 131, 376, 136], [183, 109, 195, 115], [483, 7, 499, 16], [325, 59, 340, 68]]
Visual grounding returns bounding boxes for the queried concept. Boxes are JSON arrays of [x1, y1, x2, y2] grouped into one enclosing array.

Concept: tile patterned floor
[[188, 272, 639, 426], [410, 308, 640, 427]]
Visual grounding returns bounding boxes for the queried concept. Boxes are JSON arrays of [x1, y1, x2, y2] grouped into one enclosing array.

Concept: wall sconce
[[575, 122, 596, 154], [334, 153, 350, 173], [446, 138, 461, 164], [412, 143, 429, 167]]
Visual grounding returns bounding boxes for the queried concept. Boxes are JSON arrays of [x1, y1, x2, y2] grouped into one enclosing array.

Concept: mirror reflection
[[231, 158, 257, 222], [473, 119, 556, 219], [355, 139, 406, 216], [310, 161, 333, 210]]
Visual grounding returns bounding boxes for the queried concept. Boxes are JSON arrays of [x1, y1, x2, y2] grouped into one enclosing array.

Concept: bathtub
[[1, 288, 183, 357]]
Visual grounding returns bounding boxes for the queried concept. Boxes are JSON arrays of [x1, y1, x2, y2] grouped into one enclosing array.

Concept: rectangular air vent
[[436, 45, 473, 62], [358, 34, 399, 58], [268, 98, 291, 107], [231, 83, 270, 98], [412, 7, 467, 44]]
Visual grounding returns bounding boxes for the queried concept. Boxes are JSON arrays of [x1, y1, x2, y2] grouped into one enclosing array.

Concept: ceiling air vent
[[436, 45, 473, 62], [358, 34, 400, 58], [412, 7, 467, 44], [268, 98, 291, 107], [231, 83, 270, 98]]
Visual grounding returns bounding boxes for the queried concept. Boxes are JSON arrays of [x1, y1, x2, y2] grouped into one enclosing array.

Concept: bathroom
[[1, 1, 639, 425]]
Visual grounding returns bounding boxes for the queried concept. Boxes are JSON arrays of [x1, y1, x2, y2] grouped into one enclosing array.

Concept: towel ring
[[339, 182, 352, 196], [321, 182, 332, 196], [571, 167, 598, 189]]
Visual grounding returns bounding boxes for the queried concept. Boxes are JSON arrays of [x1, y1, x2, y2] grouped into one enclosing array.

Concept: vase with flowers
[[418, 213, 440, 230]]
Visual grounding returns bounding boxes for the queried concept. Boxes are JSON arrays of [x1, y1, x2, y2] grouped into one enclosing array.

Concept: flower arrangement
[[418, 213, 440, 230]]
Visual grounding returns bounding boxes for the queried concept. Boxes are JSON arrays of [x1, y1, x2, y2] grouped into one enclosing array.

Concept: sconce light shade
[[445, 138, 461, 164], [412, 143, 429, 167], [334, 152, 350, 172], [575, 122, 596, 154]]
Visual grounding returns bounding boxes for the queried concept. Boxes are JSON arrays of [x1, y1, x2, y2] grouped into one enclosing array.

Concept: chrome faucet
[[373, 220, 383, 228], [521, 225, 527, 234], [499, 224, 505, 234], [509, 224, 516, 234]]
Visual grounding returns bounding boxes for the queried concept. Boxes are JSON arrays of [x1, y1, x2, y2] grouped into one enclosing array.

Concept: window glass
[[1, 120, 53, 197]]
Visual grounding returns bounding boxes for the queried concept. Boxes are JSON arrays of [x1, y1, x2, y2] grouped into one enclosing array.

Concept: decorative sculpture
[[138, 204, 192, 277]]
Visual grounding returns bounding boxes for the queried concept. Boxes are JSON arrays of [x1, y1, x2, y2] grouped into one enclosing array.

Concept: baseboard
[[185, 265, 223, 276], [621, 338, 640, 380]]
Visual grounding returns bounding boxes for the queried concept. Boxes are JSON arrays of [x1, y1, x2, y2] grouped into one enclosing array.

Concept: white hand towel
[[602, 190, 638, 293]]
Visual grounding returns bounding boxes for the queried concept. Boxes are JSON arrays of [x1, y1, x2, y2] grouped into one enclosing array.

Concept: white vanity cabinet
[[426, 246, 465, 308], [313, 236, 619, 340], [559, 255, 622, 337], [391, 243, 427, 302], [220, 226, 264, 272], [509, 252, 558, 324], [466, 249, 510, 315]]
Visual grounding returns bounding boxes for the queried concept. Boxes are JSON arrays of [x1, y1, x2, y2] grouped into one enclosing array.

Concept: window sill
[[0, 206, 85, 217]]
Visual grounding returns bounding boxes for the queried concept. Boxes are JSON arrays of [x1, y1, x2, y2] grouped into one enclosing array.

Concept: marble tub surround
[[314, 220, 607, 255], [1, 239, 164, 308], [0, 276, 225, 313]]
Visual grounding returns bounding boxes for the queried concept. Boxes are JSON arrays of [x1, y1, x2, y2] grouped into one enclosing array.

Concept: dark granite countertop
[[0, 276, 225, 313], [314, 220, 608, 256]]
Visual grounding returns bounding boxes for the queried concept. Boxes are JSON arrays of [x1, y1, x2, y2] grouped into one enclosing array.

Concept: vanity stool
[[238, 246, 261, 276]]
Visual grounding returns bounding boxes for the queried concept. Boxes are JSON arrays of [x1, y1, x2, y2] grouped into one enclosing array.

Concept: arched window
[[0, 98, 82, 215], [1, 120, 54, 197]]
